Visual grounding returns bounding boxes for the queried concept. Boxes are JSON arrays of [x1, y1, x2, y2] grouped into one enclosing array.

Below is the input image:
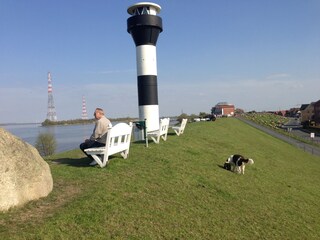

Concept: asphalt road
[[238, 118, 320, 157]]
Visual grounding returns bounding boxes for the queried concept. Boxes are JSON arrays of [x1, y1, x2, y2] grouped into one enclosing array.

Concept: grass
[[1, 118, 320, 239], [242, 112, 288, 129], [242, 112, 320, 146]]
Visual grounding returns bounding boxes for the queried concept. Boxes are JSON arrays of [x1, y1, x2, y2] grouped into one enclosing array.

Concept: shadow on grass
[[52, 156, 119, 167], [132, 140, 155, 147], [132, 140, 147, 145], [52, 157, 92, 167], [217, 164, 232, 172], [167, 132, 177, 136], [217, 164, 225, 169]]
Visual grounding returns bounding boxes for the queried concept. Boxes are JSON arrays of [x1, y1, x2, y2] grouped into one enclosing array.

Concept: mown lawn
[[1, 118, 320, 239]]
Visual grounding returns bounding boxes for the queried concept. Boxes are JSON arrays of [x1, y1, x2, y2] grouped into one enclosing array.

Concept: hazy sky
[[1, 0, 319, 123]]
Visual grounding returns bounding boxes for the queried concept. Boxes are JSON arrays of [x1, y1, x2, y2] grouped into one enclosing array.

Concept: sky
[[0, 0, 319, 123]]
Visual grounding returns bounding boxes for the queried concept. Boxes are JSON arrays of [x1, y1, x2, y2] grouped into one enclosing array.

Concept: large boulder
[[0, 128, 53, 211]]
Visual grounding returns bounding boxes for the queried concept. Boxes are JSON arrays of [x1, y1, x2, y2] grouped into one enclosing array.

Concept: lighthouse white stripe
[[139, 105, 159, 131], [136, 45, 157, 76]]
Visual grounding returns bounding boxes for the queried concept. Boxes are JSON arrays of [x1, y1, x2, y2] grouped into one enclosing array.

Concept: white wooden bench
[[146, 118, 170, 146], [171, 118, 187, 136], [85, 122, 133, 168]]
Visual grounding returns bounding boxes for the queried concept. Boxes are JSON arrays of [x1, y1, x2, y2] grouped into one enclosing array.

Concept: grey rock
[[0, 128, 53, 211]]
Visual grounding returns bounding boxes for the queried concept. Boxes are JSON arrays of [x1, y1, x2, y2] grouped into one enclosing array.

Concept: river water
[[2, 119, 179, 154], [2, 123, 95, 153]]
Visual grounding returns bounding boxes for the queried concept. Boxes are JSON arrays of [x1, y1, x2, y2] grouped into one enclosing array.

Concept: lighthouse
[[127, 2, 163, 132]]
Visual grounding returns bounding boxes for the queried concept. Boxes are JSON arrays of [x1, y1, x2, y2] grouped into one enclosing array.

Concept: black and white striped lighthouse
[[127, 2, 163, 132]]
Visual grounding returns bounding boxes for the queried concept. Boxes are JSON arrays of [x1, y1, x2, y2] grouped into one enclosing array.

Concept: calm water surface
[[2, 119, 178, 153], [2, 123, 95, 153]]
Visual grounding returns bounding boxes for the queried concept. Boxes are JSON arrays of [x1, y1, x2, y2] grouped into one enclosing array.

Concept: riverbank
[[1, 118, 319, 239], [1, 119, 179, 154], [2, 123, 94, 153], [41, 117, 138, 126]]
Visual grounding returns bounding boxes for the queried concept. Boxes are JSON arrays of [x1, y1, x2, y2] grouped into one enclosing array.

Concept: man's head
[[94, 108, 104, 120]]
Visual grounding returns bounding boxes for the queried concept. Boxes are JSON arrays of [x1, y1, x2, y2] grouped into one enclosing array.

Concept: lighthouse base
[[139, 105, 159, 132]]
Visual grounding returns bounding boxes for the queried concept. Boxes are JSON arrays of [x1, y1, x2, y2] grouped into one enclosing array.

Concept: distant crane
[[81, 95, 88, 120], [46, 72, 57, 121]]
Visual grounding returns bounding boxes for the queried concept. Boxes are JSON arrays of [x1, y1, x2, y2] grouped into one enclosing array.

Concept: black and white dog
[[224, 154, 254, 174]]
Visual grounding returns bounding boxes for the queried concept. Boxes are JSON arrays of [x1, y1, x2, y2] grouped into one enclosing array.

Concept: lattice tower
[[46, 72, 57, 121], [82, 95, 88, 120]]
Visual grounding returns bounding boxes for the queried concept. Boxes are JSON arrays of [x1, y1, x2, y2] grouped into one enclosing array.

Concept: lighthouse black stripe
[[127, 15, 163, 46], [137, 75, 158, 105]]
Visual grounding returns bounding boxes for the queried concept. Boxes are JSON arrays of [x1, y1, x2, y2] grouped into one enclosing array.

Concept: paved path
[[237, 118, 320, 157]]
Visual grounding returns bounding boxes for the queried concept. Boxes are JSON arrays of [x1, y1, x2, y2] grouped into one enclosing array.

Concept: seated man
[[80, 108, 111, 165]]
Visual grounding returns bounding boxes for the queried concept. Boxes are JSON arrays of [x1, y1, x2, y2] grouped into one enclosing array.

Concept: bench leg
[[120, 149, 129, 159], [91, 155, 103, 168], [151, 135, 160, 144], [172, 128, 181, 136], [161, 133, 168, 141], [91, 154, 109, 168]]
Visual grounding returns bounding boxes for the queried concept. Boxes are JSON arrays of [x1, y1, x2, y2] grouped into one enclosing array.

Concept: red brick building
[[211, 102, 235, 117]]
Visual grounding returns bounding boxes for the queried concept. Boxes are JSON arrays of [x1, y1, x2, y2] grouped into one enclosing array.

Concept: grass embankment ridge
[[242, 112, 320, 146], [1, 118, 320, 239]]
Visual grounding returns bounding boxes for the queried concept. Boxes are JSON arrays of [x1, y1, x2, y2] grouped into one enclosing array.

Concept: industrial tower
[[127, 2, 163, 132], [46, 72, 57, 121], [81, 95, 88, 120]]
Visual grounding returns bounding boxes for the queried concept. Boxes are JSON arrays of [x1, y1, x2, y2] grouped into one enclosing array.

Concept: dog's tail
[[247, 158, 254, 165]]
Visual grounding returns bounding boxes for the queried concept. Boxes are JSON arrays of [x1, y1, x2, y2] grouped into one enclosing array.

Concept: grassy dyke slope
[[1, 118, 319, 239]]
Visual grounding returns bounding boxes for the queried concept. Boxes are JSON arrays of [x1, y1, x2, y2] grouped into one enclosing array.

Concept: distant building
[[286, 108, 300, 118], [274, 110, 287, 116], [314, 100, 320, 126], [300, 103, 315, 124], [211, 102, 235, 117]]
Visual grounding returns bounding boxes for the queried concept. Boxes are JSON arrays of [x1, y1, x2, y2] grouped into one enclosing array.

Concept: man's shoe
[[89, 160, 98, 166]]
